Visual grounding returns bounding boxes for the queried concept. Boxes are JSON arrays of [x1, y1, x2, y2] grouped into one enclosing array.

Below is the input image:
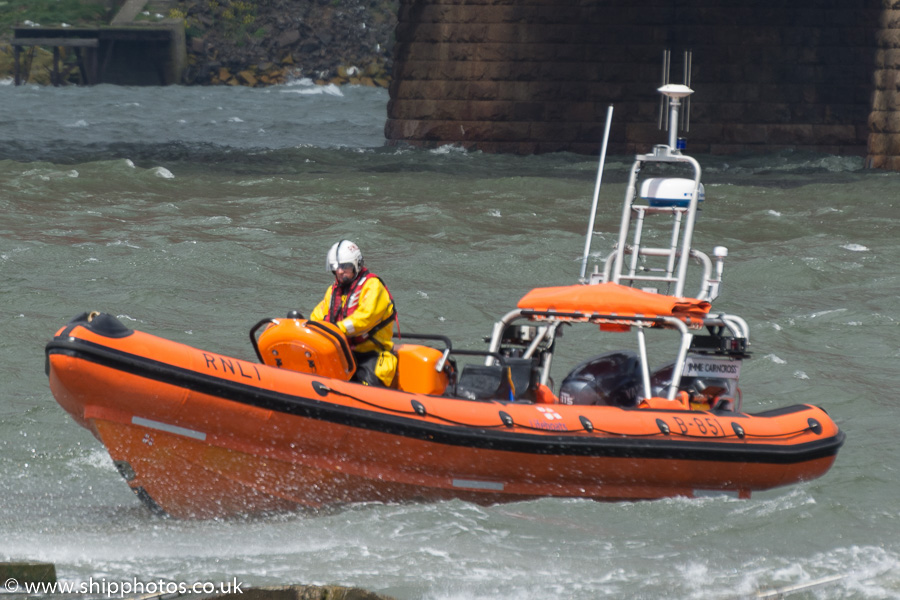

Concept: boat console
[[249, 84, 751, 412]]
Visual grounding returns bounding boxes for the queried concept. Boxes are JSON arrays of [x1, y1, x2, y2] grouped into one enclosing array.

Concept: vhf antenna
[[658, 49, 693, 144], [682, 49, 692, 134], [658, 49, 670, 131]]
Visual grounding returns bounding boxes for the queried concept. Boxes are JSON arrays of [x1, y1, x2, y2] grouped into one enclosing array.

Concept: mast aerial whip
[[579, 105, 615, 282]]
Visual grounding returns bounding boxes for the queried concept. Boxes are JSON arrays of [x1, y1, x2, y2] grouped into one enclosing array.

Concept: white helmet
[[326, 240, 364, 274]]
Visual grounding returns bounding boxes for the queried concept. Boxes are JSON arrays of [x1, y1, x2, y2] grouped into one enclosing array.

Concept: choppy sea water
[[0, 80, 898, 599]]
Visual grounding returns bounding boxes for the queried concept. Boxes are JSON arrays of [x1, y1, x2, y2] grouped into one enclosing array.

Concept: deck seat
[[456, 357, 537, 402]]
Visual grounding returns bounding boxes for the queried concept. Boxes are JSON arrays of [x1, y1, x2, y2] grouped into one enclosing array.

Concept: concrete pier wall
[[386, 0, 885, 159], [868, 5, 900, 168], [98, 21, 186, 86]]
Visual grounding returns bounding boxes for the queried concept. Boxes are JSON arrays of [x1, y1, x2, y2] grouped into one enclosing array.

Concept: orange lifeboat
[[46, 300, 844, 519], [44, 85, 845, 518]]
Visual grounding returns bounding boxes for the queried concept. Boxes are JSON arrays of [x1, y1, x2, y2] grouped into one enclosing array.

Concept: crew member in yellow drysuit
[[310, 240, 398, 387]]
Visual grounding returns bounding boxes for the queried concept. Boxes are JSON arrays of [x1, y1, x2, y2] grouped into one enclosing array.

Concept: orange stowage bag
[[533, 383, 559, 404], [639, 392, 691, 410], [517, 282, 711, 322]]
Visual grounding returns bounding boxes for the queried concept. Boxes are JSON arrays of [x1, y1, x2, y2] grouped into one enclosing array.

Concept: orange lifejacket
[[325, 268, 397, 349]]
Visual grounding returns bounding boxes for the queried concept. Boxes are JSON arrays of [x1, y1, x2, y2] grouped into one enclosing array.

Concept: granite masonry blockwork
[[386, 0, 895, 164]]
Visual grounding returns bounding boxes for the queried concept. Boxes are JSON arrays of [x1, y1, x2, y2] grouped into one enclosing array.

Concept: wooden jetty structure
[[12, 28, 98, 86], [11, 0, 185, 86]]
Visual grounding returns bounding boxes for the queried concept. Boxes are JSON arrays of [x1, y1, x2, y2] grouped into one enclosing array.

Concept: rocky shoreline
[[178, 0, 397, 86], [1, 0, 398, 86]]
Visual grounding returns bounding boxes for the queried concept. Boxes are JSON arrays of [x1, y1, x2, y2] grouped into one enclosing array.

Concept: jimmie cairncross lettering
[[683, 357, 741, 379]]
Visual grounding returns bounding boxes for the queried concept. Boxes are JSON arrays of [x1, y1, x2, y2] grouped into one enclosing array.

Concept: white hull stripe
[[132, 416, 207, 441], [452, 478, 504, 491]]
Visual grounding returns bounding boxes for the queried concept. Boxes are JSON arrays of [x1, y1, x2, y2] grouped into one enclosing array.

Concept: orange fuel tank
[[395, 343, 450, 395]]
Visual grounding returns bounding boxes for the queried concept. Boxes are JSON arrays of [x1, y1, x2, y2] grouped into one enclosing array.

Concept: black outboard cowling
[[558, 351, 642, 407]]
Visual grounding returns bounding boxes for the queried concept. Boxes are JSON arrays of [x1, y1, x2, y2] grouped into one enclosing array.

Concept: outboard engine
[[558, 351, 642, 407]]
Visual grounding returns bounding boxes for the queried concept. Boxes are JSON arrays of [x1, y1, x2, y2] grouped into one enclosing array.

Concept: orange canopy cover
[[517, 282, 711, 321]]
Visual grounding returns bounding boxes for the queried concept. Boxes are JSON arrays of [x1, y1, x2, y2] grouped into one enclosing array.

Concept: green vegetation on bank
[[1, 0, 397, 85], [0, 0, 108, 37]]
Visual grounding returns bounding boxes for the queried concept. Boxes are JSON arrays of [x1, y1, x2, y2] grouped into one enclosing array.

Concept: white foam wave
[[106, 240, 141, 249], [21, 167, 79, 181], [730, 487, 817, 520], [152, 166, 175, 179], [841, 243, 869, 252], [805, 154, 867, 172], [810, 308, 847, 319], [430, 144, 469, 155], [765, 353, 787, 364], [281, 81, 344, 97], [67, 448, 117, 472]]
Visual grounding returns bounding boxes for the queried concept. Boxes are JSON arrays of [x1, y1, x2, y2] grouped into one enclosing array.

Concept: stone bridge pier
[[385, 0, 900, 169]]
